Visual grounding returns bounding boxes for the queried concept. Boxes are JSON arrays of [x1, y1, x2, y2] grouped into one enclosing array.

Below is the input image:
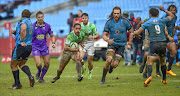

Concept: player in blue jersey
[[9, 9, 35, 89], [100, 6, 134, 84], [163, 5, 180, 76], [134, 6, 174, 87]]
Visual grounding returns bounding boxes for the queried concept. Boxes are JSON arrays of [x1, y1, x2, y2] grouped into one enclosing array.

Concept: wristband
[[20, 41, 24, 43], [52, 42, 55, 44]]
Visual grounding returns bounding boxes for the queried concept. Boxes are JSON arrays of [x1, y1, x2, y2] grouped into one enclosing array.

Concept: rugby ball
[[70, 42, 78, 49]]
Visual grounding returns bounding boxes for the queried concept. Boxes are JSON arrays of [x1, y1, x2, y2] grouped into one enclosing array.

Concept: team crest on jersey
[[116, 30, 119, 34], [153, 19, 157, 22]]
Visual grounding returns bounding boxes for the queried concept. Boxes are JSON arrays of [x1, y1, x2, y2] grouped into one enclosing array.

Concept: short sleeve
[[92, 24, 98, 34], [161, 17, 170, 23], [48, 25, 53, 35], [65, 35, 72, 46], [141, 22, 148, 30], [103, 21, 110, 33]]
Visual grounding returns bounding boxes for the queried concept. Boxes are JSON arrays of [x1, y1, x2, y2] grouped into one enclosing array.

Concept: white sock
[[88, 69, 93, 73], [82, 65, 85, 68]]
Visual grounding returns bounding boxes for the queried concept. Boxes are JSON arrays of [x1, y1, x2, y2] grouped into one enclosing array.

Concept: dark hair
[[149, 8, 159, 17], [167, 5, 177, 13], [82, 13, 88, 17], [109, 6, 121, 19], [36, 11, 44, 17], [22, 9, 31, 18], [78, 10, 82, 13], [74, 23, 81, 28]]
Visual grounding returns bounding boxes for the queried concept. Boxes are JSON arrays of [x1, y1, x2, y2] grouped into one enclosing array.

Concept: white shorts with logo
[[79, 41, 95, 56]]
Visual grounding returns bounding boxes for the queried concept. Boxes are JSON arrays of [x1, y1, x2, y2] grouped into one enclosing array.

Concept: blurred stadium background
[[0, 0, 180, 57]]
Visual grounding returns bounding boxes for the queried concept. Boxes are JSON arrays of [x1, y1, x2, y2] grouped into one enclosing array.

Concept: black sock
[[101, 67, 108, 82], [167, 52, 170, 62], [21, 65, 32, 77], [168, 57, 174, 71], [144, 65, 147, 73], [57, 70, 62, 78], [147, 65, 152, 78], [161, 65, 166, 80], [155, 59, 160, 73], [12, 70, 20, 85], [176, 52, 179, 63]]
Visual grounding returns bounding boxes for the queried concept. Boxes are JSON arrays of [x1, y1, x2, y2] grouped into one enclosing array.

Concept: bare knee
[[112, 61, 119, 68], [36, 62, 42, 67]]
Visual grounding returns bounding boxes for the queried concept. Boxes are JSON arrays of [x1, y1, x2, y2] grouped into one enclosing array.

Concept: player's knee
[[106, 57, 112, 64], [36, 62, 42, 66], [44, 61, 50, 67], [171, 50, 177, 57], [112, 62, 119, 68]]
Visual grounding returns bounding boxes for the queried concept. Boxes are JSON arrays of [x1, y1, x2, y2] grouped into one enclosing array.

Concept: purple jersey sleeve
[[48, 25, 53, 35]]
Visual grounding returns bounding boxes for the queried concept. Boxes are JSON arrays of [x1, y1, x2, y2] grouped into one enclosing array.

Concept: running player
[[100, 6, 134, 84], [134, 6, 174, 87], [163, 5, 180, 76], [9, 9, 35, 89], [51, 23, 84, 83], [32, 11, 55, 83], [79, 13, 99, 79]]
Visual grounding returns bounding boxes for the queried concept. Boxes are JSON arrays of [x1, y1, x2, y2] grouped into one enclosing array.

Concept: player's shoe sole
[[144, 76, 153, 87], [51, 76, 60, 83], [166, 70, 176, 76], [29, 75, 35, 87], [161, 80, 167, 84], [8, 84, 22, 89]]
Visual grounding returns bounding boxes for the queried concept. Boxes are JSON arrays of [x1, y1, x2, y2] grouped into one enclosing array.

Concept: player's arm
[[136, 21, 143, 30], [128, 27, 134, 45], [64, 45, 79, 52], [134, 27, 144, 39], [103, 32, 114, 45], [50, 33, 55, 48], [165, 28, 174, 42], [20, 24, 27, 46], [158, 6, 174, 21], [175, 24, 180, 30]]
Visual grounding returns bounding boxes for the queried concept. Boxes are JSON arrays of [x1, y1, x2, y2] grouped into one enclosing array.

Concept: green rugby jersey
[[80, 22, 98, 40], [65, 31, 85, 46]]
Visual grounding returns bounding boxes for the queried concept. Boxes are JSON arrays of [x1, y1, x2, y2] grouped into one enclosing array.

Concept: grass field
[[0, 57, 180, 96]]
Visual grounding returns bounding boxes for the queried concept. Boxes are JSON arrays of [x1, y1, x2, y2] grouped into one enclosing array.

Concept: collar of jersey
[[82, 22, 89, 27], [113, 17, 121, 23], [73, 31, 79, 38], [36, 21, 45, 27]]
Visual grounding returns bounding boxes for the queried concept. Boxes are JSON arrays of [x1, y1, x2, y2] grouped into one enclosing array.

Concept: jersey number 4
[[155, 25, 160, 34]]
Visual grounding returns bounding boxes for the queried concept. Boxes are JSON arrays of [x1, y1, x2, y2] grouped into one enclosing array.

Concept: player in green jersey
[[51, 23, 85, 83], [79, 13, 99, 79]]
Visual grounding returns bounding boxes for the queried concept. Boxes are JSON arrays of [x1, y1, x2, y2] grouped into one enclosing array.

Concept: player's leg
[[33, 56, 42, 80], [144, 56, 156, 87], [109, 46, 124, 73], [132, 43, 138, 65], [32, 49, 42, 80], [51, 51, 71, 83], [72, 51, 83, 81], [9, 59, 22, 89], [100, 49, 115, 84], [123, 48, 128, 66], [19, 60, 35, 87], [155, 59, 161, 77], [86, 45, 95, 79], [138, 43, 143, 65], [159, 56, 167, 84], [176, 48, 179, 66], [166, 42, 177, 76], [139, 51, 148, 73], [79, 50, 86, 77]]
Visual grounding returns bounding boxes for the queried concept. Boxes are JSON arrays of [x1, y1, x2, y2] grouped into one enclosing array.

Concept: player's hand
[[21, 42, 27, 47], [125, 44, 131, 50], [108, 39, 114, 45], [10, 29, 16, 34], [75, 46, 79, 52], [169, 37, 174, 42], [158, 6, 164, 11], [134, 32, 142, 39], [52, 44, 56, 48], [88, 35, 93, 39], [80, 43, 84, 48]]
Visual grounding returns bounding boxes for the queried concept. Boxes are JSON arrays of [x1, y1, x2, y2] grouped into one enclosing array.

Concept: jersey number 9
[[155, 25, 161, 34]]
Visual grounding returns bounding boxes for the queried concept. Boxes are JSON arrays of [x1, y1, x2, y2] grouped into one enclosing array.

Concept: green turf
[[0, 57, 180, 96]]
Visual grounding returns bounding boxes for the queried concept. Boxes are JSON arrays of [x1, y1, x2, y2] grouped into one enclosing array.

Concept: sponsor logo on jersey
[[36, 34, 45, 40], [153, 19, 157, 22], [116, 30, 119, 34]]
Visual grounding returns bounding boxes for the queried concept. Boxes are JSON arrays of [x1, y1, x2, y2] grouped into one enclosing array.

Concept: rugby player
[[100, 6, 134, 84]]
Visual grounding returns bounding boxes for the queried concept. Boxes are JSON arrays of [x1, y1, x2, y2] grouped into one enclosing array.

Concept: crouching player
[[51, 23, 85, 83]]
